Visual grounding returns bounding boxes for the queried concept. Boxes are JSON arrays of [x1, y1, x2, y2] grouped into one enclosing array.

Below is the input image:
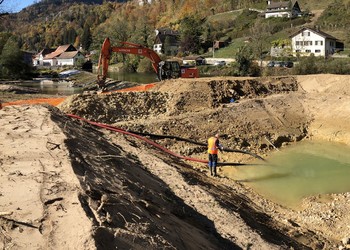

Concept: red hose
[[67, 114, 208, 164]]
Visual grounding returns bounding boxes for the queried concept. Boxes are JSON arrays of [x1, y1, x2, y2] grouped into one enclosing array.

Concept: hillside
[[1, 0, 350, 54]]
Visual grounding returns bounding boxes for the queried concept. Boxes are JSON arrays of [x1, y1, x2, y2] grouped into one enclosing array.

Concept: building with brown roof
[[290, 27, 344, 57], [37, 44, 84, 67], [265, 0, 302, 18]]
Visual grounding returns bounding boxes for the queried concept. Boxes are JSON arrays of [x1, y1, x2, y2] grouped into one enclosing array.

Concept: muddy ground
[[1, 74, 350, 249]]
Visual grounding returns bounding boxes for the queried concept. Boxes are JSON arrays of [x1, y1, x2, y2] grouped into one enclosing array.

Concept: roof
[[57, 51, 81, 59], [290, 27, 339, 40], [267, 1, 290, 9], [266, 0, 300, 11], [44, 44, 77, 59], [37, 48, 55, 56], [154, 28, 179, 45], [156, 27, 179, 36]]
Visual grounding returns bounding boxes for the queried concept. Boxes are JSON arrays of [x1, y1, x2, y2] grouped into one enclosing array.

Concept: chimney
[[267, 0, 271, 5]]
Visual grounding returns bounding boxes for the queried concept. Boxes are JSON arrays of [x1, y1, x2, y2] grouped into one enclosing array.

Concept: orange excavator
[[96, 37, 199, 89]]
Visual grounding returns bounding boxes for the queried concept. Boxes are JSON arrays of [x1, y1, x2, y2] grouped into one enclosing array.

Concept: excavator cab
[[158, 61, 181, 80]]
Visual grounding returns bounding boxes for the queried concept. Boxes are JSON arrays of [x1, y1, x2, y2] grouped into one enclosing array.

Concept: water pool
[[228, 141, 350, 208]]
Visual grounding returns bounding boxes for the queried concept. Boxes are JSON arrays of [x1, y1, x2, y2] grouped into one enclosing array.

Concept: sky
[[1, 0, 37, 13]]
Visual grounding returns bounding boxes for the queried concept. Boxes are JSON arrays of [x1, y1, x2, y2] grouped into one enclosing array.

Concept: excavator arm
[[97, 37, 162, 88]]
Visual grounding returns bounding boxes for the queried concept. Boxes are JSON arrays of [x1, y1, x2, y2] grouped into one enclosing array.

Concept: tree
[[250, 22, 271, 66], [235, 45, 254, 76], [163, 36, 172, 56], [81, 22, 92, 51], [0, 0, 9, 18], [178, 15, 203, 55], [0, 36, 31, 79]]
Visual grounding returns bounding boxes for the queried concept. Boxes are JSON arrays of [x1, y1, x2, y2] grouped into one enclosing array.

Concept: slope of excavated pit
[[59, 76, 307, 158]]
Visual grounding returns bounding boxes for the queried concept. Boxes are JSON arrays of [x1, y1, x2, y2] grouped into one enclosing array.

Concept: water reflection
[[226, 141, 350, 208], [107, 71, 159, 84], [15, 80, 83, 95], [11, 72, 158, 95]]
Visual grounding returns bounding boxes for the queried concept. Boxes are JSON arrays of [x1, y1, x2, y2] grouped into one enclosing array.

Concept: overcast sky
[[1, 0, 37, 13]]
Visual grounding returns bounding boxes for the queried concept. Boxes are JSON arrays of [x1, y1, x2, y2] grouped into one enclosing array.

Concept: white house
[[33, 48, 55, 66], [265, 0, 302, 18], [56, 51, 84, 66], [37, 44, 84, 66], [153, 28, 179, 55], [290, 27, 344, 57]]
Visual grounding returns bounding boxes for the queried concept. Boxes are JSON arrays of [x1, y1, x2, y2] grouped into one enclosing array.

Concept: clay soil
[[1, 74, 350, 249]]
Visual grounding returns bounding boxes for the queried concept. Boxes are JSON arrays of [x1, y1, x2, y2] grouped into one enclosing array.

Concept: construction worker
[[207, 133, 223, 177]]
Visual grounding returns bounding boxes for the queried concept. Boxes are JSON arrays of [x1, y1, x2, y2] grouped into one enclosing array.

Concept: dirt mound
[[60, 91, 169, 123]]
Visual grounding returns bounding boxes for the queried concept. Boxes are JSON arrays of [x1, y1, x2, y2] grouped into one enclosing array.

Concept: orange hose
[[1, 97, 66, 108], [0, 83, 156, 109], [102, 83, 156, 94]]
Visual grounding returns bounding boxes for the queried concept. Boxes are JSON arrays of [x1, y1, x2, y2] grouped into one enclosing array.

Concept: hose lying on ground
[[67, 114, 265, 167], [127, 131, 265, 161]]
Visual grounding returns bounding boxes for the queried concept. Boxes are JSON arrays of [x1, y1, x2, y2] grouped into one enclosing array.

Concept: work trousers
[[208, 154, 218, 176]]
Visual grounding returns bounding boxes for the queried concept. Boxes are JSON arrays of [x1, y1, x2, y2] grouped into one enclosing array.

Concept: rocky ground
[[1, 74, 350, 249]]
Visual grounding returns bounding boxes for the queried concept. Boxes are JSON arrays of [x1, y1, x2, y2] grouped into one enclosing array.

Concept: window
[[296, 41, 300, 45], [315, 50, 321, 53], [296, 49, 301, 52], [306, 49, 311, 53], [302, 31, 311, 36]]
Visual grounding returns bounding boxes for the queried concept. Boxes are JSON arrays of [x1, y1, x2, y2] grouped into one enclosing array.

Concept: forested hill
[[1, 0, 350, 55]]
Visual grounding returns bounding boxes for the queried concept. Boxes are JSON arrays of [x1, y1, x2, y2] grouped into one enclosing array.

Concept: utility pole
[[212, 41, 215, 58]]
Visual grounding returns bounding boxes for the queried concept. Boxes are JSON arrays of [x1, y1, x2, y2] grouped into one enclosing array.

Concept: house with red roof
[[34, 44, 84, 67]]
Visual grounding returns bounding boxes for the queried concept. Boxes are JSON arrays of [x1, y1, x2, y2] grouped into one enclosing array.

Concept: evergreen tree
[[235, 45, 254, 76], [178, 15, 203, 55], [81, 22, 92, 51], [163, 36, 172, 56]]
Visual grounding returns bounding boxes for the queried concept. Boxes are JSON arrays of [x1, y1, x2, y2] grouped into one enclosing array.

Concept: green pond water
[[232, 141, 350, 208]]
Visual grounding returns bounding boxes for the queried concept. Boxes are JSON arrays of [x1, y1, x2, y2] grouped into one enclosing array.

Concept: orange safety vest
[[208, 137, 219, 154]]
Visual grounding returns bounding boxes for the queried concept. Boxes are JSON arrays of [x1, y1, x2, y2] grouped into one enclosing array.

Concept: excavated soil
[[1, 74, 350, 249]]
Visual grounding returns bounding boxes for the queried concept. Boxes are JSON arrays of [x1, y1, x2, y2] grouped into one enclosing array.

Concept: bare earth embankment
[[1, 74, 350, 249]]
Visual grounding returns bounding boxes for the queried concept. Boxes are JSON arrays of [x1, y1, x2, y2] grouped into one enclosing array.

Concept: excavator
[[96, 37, 199, 89]]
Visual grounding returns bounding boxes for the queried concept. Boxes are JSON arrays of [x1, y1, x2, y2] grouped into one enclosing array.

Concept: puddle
[[226, 141, 350, 208]]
